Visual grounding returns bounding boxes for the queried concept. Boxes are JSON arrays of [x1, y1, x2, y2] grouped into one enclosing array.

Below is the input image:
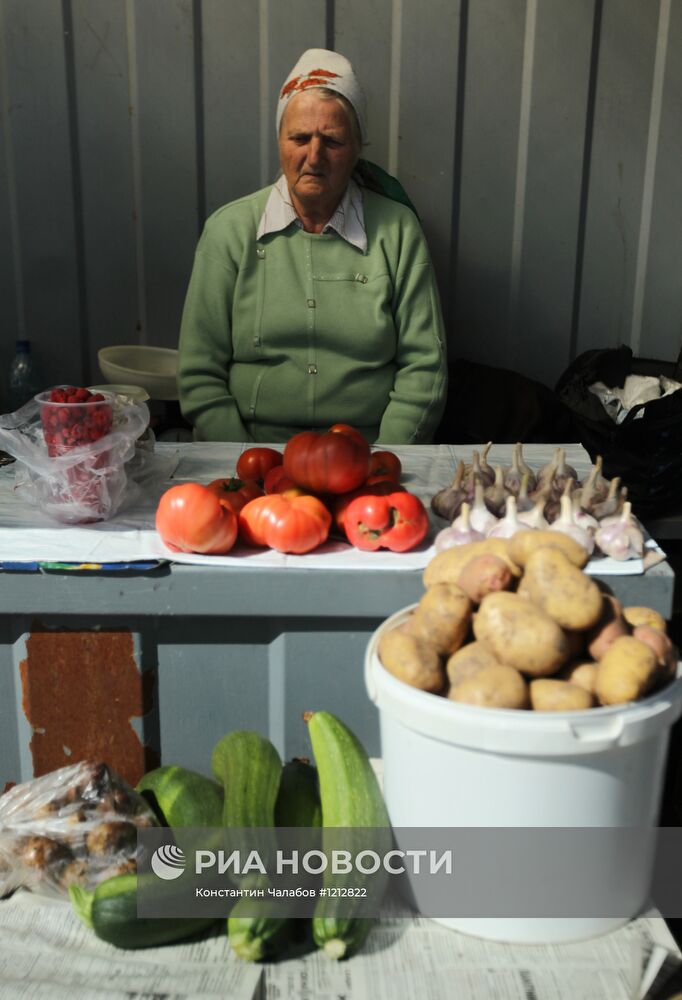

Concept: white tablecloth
[[0, 442, 656, 574]]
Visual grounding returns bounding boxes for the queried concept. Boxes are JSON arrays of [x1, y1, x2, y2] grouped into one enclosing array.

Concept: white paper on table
[[0, 442, 663, 575]]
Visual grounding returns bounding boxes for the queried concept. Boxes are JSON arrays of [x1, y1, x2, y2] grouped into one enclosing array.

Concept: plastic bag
[[0, 390, 149, 524], [556, 345, 682, 519], [0, 760, 157, 899]]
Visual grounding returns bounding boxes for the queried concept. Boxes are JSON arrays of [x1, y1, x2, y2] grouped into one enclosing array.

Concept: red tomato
[[329, 423, 369, 448], [331, 480, 406, 537], [155, 483, 238, 554], [368, 450, 402, 482], [263, 464, 297, 494], [344, 491, 429, 552], [236, 447, 283, 483], [206, 477, 263, 514], [239, 493, 331, 554], [283, 426, 370, 494]]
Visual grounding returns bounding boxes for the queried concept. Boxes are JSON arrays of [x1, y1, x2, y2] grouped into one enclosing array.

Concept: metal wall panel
[[641, 0, 682, 363], [0, 0, 680, 405], [202, 0, 261, 213], [454, 0, 526, 371], [398, 0, 461, 310], [1, 0, 82, 391], [576, 0, 659, 357], [132, 0, 198, 348], [71, 0, 139, 375]]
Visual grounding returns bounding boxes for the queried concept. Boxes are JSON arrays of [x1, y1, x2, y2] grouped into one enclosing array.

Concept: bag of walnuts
[[0, 760, 157, 899]]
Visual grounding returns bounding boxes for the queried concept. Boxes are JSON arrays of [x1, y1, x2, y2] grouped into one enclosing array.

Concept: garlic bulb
[[595, 502, 644, 561], [469, 479, 499, 535], [434, 502, 484, 552], [570, 493, 599, 537], [487, 495, 527, 539], [548, 493, 595, 556], [430, 460, 466, 521], [591, 477, 622, 520], [503, 443, 524, 495], [484, 465, 508, 517], [479, 441, 495, 485], [535, 447, 561, 487], [589, 455, 611, 503], [516, 443, 537, 492], [517, 492, 549, 531], [516, 472, 534, 513], [463, 450, 495, 493], [554, 448, 578, 493]]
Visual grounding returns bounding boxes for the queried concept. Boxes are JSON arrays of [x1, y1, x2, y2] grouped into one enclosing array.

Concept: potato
[[472, 591, 570, 677], [405, 583, 472, 656], [456, 554, 513, 603], [446, 641, 499, 688], [450, 663, 529, 709], [585, 594, 630, 660], [530, 678, 595, 712], [523, 547, 603, 631], [558, 660, 599, 695], [378, 623, 445, 693], [632, 625, 678, 686], [508, 529, 590, 569], [595, 636, 659, 705], [423, 539, 521, 588], [623, 606, 667, 633]]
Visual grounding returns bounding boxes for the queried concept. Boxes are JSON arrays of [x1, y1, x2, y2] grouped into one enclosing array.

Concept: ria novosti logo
[[151, 844, 186, 880]]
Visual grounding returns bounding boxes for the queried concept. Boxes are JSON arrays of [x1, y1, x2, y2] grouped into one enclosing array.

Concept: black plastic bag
[[555, 344, 682, 519]]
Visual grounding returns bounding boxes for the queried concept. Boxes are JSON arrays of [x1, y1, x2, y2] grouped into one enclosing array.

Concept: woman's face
[[279, 91, 360, 219]]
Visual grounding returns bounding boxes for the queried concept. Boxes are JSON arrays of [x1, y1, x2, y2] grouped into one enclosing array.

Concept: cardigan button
[[306, 298, 316, 308], [308, 364, 317, 375]]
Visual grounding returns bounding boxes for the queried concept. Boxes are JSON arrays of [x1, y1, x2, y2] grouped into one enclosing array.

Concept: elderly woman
[[178, 49, 447, 444]]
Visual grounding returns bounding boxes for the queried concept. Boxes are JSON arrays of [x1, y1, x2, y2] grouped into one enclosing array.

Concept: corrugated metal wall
[[1, 0, 680, 408]]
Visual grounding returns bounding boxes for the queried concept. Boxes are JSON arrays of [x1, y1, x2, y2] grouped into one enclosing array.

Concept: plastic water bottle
[[7, 340, 44, 412]]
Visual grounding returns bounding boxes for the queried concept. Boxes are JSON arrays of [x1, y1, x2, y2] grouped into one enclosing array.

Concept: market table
[[0, 442, 675, 790]]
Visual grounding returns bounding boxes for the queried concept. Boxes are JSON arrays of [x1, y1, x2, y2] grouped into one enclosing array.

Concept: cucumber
[[136, 765, 223, 827], [274, 758, 322, 828], [307, 711, 391, 960], [211, 730, 289, 961], [69, 873, 217, 950]]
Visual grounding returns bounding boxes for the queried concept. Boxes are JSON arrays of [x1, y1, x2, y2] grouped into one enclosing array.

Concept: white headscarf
[[276, 48, 368, 143]]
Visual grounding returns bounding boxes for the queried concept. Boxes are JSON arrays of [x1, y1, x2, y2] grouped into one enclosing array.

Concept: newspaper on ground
[[1, 889, 681, 1000]]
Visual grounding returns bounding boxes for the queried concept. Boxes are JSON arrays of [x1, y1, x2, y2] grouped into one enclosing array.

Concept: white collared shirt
[[256, 174, 367, 253]]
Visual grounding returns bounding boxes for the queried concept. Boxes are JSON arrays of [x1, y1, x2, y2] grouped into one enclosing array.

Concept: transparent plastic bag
[[0, 390, 149, 524], [0, 760, 158, 899]]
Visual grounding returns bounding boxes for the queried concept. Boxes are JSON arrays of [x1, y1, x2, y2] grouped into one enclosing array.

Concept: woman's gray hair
[[278, 87, 364, 150]]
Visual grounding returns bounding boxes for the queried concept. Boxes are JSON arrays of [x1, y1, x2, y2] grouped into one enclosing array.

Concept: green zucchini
[[274, 758, 322, 828], [211, 730, 281, 828], [211, 730, 290, 961], [136, 765, 223, 827], [69, 873, 217, 950], [307, 711, 391, 960]]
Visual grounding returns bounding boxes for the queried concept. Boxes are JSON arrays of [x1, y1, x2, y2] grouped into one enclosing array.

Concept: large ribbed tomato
[[344, 491, 429, 552], [155, 483, 238, 554], [331, 480, 406, 537], [283, 426, 370, 494], [239, 493, 331, 554]]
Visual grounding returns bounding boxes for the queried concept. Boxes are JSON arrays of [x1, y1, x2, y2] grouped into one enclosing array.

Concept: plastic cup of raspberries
[[37, 386, 113, 456], [35, 386, 115, 521]]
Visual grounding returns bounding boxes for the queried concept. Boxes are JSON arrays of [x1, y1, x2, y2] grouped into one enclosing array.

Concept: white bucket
[[365, 604, 682, 944]]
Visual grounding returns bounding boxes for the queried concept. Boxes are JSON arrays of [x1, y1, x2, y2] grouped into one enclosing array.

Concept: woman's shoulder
[[361, 187, 424, 235], [203, 186, 272, 234]]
